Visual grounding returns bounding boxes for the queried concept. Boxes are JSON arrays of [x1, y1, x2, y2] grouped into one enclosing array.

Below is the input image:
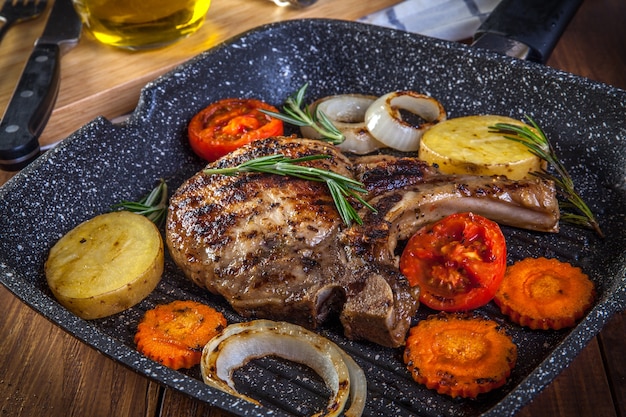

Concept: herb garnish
[[490, 117, 603, 237], [114, 179, 168, 227], [203, 154, 375, 226], [260, 83, 345, 144]]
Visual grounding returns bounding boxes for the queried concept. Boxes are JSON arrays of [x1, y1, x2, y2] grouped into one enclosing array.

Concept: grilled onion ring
[[201, 320, 367, 417], [300, 94, 385, 154], [365, 91, 446, 152]]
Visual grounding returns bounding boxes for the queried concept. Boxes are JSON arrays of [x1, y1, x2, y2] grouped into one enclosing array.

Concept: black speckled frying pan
[[1, 10, 625, 417]]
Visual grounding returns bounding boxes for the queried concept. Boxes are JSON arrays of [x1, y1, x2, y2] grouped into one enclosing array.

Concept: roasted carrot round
[[403, 313, 517, 399], [494, 257, 595, 330], [135, 300, 227, 370]]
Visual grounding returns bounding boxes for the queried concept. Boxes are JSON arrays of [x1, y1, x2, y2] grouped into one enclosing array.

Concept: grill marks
[[166, 137, 559, 347]]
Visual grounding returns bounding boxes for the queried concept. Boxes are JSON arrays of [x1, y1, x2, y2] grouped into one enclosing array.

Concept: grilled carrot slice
[[135, 300, 227, 370], [404, 313, 517, 399], [494, 257, 595, 330]]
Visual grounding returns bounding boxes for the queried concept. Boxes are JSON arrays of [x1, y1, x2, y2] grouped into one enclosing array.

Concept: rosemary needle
[[114, 179, 168, 227], [489, 117, 604, 237], [204, 154, 375, 226], [260, 83, 345, 144]]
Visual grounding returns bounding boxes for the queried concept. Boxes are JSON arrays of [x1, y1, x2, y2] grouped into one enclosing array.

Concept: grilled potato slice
[[45, 211, 164, 319], [418, 115, 545, 180]]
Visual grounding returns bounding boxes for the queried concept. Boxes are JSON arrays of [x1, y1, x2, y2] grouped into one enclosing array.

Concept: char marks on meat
[[166, 137, 559, 347]]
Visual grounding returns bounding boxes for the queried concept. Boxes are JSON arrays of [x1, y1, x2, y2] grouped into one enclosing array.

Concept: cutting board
[[0, 0, 398, 148]]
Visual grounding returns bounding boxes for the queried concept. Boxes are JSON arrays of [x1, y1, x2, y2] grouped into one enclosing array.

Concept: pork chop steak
[[166, 136, 559, 347]]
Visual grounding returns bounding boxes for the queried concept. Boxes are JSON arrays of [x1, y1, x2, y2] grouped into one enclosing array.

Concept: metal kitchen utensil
[[0, 0, 81, 171], [0, 0, 48, 45], [359, 0, 582, 63], [472, 0, 583, 62], [269, 0, 317, 7]]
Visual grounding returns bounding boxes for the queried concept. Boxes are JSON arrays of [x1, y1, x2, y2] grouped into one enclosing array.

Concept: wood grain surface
[[1, 0, 625, 416], [0, 0, 395, 149]]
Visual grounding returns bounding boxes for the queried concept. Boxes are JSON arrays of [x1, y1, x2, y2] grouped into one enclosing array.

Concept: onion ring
[[364, 91, 446, 152], [300, 94, 385, 154], [201, 320, 367, 417]]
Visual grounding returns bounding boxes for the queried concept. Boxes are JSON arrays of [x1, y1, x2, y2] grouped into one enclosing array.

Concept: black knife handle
[[474, 0, 583, 63], [0, 43, 61, 171]]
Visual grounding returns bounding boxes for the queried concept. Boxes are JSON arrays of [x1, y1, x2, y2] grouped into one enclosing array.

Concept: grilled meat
[[352, 154, 440, 198], [166, 137, 559, 347], [344, 166, 559, 269], [166, 139, 349, 324]]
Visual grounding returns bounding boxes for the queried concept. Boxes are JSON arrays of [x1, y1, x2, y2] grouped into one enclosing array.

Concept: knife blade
[[0, 0, 82, 171]]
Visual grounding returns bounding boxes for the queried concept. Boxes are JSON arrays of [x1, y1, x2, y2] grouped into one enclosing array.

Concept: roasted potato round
[[419, 115, 545, 180], [45, 211, 164, 319]]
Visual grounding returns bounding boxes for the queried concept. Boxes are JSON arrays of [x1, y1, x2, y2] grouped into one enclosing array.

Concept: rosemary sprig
[[489, 117, 603, 237], [260, 83, 345, 144], [204, 154, 376, 226], [114, 179, 168, 227]]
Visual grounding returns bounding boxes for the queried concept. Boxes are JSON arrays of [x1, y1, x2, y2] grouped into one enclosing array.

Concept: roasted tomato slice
[[399, 212, 507, 311], [188, 98, 284, 161]]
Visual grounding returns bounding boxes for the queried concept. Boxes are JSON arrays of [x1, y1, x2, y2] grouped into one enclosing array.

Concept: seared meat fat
[[166, 137, 559, 347]]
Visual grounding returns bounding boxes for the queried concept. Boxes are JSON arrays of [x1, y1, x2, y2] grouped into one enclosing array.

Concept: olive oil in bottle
[[72, 0, 211, 50]]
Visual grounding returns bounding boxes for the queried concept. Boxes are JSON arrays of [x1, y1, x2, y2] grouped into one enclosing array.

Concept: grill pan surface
[[1, 19, 625, 417]]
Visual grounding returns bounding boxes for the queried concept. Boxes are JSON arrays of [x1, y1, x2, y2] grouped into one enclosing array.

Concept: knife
[[0, 0, 82, 171], [471, 0, 583, 63], [360, 0, 581, 63]]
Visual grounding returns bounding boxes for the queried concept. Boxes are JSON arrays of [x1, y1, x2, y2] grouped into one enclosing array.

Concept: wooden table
[[1, 0, 625, 416]]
